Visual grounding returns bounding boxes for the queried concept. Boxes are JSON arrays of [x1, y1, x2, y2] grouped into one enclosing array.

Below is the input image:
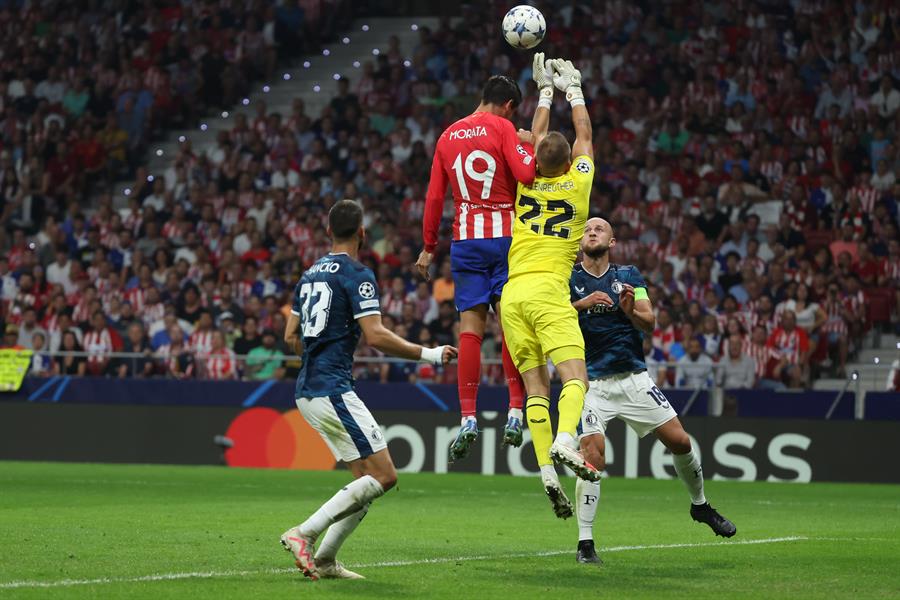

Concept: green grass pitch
[[1, 461, 898, 599]]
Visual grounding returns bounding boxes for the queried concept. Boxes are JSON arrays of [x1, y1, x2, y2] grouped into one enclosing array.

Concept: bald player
[[568, 218, 736, 565]]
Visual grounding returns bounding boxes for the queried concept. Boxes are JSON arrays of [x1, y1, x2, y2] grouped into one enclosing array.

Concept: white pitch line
[[0, 536, 807, 590]]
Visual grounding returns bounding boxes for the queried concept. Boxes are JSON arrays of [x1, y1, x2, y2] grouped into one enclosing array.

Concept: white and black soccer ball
[[502, 5, 546, 50]]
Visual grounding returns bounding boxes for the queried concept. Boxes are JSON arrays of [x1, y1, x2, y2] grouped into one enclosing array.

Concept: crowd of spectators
[[0, 1, 899, 390]]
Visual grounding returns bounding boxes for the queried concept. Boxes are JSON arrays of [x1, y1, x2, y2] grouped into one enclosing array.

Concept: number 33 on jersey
[[507, 155, 594, 279]]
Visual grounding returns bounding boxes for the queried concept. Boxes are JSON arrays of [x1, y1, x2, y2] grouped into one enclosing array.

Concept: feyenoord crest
[[611, 280, 624, 295]]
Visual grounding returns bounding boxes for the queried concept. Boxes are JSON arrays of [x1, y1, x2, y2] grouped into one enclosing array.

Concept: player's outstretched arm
[[552, 58, 593, 161], [284, 312, 304, 356], [418, 141, 450, 279], [358, 314, 458, 364], [530, 52, 553, 150]]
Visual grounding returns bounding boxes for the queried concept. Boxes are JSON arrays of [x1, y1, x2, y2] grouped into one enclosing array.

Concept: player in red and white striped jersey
[[204, 330, 238, 380], [416, 73, 538, 456], [767, 311, 810, 388]]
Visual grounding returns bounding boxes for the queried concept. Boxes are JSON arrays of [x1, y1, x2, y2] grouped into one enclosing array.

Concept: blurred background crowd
[[0, 0, 897, 390]]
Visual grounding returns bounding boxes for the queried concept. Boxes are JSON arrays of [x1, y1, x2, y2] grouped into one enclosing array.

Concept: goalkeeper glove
[[532, 52, 555, 109], [551, 59, 584, 107]]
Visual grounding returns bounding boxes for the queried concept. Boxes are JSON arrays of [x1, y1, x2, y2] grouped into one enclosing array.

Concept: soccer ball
[[502, 5, 546, 50]]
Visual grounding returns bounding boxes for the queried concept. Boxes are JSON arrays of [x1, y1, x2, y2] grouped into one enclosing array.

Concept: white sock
[[539, 464, 558, 481], [299, 475, 384, 540], [508, 408, 523, 421], [554, 431, 576, 449], [672, 450, 707, 505], [460, 416, 477, 426], [576, 478, 600, 541], [314, 503, 370, 562]]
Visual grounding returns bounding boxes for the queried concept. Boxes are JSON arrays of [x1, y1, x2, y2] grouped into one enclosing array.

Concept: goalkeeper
[[500, 55, 601, 519]]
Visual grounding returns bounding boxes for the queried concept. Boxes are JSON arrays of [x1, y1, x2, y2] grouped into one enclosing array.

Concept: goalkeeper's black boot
[[576, 539, 602, 565], [690, 502, 736, 538]]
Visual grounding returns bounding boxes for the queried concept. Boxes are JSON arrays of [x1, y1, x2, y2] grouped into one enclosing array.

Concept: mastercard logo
[[224, 407, 336, 470]]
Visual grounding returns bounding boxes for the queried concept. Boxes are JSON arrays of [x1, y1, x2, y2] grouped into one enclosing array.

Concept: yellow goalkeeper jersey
[[507, 154, 594, 281]]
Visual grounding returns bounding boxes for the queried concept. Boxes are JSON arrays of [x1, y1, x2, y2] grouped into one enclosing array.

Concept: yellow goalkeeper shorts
[[499, 274, 585, 373]]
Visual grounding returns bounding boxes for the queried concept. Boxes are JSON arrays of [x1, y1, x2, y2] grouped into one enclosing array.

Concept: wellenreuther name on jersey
[[526, 180, 576, 192], [448, 126, 488, 140]]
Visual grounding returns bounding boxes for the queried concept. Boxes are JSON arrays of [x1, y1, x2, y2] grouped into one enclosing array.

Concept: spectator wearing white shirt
[[270, 157, 299, 189], [869, 76, 900, 119], [676, 338, 714, 388], [719, 335, 756, 389], [46, 247, 75, 294]]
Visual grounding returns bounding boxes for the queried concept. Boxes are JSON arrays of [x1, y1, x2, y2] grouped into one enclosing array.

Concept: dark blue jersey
[[291, 253, 381, 398], [570, 262, 647, 379]]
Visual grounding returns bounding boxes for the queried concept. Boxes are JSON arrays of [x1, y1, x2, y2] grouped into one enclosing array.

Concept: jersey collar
[[580, 262, 610, 279]]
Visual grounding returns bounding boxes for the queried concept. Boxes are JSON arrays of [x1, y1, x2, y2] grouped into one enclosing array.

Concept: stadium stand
[[0, 0, 898, 391]]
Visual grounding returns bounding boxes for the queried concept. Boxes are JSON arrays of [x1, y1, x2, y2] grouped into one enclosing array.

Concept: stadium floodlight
[[221, 111, 229, 118], [353, 61, 361, 68], [283, 73, 291, 81], [411, 23, 418, 31], [178, 135, 186, 143], [322, 48, 330, 56], [242, 98, 250, 106], [147, 175, 154, 182], [313, 84, 321, 92], [372, 48, 380, 55], [403, 60, 411, 67], [897, 341, 900, 350], [361, 24, 369, 31], [333, 73, 341, 80], [874, 357, 880, 365], [851, 371, 859, 381], [303, 61, 311, 68], [262, 85, 270, 93], [342, 37, 350, 44], [155, 149, 163, 156], [123, 188, 131, 196], [200, 123, 208, 131]]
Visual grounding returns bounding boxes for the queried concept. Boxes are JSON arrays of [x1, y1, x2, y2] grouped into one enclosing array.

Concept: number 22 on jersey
[[518, 195, 575, 239], [299, 281, 332, 337]]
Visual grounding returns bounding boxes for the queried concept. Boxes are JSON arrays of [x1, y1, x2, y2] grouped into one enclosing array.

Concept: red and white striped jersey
[[83, 329, 113, 364], [883, 257, 900, 282], [423, 111, 536, 252], [189, 330, 214, 355], [847, 185, 880, 212], [125, 287, 148, 312], [205, 348, 238, 380], [767, 327, 809, 365], [746, 342, 782, 379], [652, 324, 676, 358], [821, 298, 848, 336], [72, 299, 93, 324], [740, 256, 766, 277]]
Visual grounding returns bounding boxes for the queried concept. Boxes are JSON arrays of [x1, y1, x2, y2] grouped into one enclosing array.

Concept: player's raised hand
[[415, 249, 433, 281], [551, 59, 582, 93], [619, 284, 636, 316], [532, 52, 554, 91]]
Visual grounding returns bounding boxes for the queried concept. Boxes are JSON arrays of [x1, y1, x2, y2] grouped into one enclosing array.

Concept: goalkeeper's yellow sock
[[556, 379, 587, 443], [525, 395, 553, 466]]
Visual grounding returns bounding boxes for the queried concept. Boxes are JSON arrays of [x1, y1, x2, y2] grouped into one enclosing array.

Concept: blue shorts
[[450, 238, 512, 312]]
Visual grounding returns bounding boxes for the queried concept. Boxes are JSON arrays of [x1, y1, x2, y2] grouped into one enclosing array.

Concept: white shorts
[[296, 390, 387, 462], [579, 370, 678, 439]]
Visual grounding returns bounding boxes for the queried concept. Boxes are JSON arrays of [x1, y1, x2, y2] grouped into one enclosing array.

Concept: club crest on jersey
[[358, 282, 376, 299], [449, 125, 487, 140], [611, 280, 624, 294], [584, 410, 598, 426]]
